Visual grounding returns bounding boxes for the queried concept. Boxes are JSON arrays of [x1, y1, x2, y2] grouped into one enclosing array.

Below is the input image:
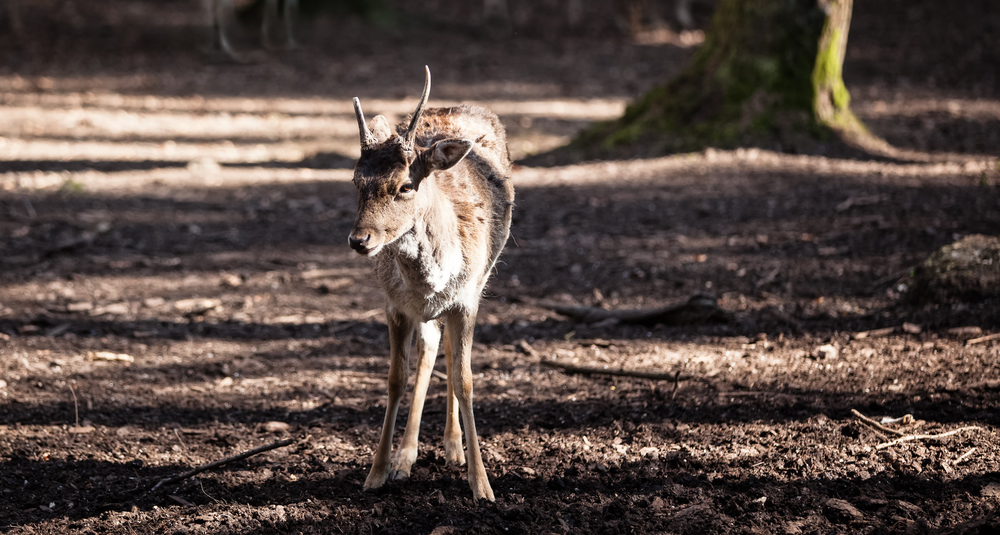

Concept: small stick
[[329, 322, 358, 335], [542, 359, 694, 381], [148, 438, 294, 494], [852, 326, 896, 340], [851, 409, 905, 437], [670, 370, 682, 400], [68, 385, 80, 427], [953, 447, 976, 465], [966, 333, 1000, 346], [198, 478, 220, 504], [875, 426, 982, 450], [173, 428, 186, 450], [22, 196, 36, 219], [870, 267, 912, 289]]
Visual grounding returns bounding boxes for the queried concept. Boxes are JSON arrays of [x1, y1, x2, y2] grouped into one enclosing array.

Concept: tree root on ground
[[521, 293, 733, 326]]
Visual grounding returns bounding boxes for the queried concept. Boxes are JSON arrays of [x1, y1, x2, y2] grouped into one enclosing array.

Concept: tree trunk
[[576, 0, 865, 158]]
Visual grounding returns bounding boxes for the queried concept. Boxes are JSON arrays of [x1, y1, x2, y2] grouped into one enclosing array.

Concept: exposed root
[[524, 293, 733, 326]]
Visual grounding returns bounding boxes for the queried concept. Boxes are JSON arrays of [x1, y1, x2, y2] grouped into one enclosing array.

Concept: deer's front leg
[[363, 310, 414, 491], [446, 307, 495, 502], [390, 319, 441, 480]]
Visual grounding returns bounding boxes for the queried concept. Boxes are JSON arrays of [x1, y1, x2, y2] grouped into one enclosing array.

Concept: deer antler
[[353, 97, 378, 151], [404, 66, 432, 150]]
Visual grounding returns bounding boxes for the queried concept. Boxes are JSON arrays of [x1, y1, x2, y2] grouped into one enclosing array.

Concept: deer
[[347, 66, 515, 502], [204, 0, 299, 61]]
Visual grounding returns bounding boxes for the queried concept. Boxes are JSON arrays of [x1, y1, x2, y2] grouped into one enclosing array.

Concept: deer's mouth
[[351, 242, 383, 256]]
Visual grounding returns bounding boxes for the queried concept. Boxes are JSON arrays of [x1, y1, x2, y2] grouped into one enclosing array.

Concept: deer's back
[[413, 105, 514, 281]]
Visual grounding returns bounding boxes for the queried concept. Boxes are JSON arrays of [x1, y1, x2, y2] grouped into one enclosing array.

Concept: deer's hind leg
[[446, 307, 494, 501], [442, 320, 466, 466], [390, 319, 441, 479]]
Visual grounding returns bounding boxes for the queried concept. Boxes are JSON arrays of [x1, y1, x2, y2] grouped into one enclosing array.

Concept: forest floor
[[1, 1, 999, 533]]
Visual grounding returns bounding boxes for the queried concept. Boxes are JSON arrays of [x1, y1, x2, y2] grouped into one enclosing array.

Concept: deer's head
[[348, 67, 473, 256]]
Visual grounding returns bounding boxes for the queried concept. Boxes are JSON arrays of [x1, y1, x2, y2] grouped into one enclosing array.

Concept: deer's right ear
[[368, 115, 393, 144], [424, 139, 473, 172]]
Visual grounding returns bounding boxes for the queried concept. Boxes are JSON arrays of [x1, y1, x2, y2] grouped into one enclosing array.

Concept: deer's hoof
[[471, 482, 496, 502], [444, 442, 466, 466], [390, 449, 416, 479], [388, 468, 410, 481], [363, 469, 389, 491]]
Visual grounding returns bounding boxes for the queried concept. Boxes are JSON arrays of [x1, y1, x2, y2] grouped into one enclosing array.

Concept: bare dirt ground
[[1, 1, 999, 533]]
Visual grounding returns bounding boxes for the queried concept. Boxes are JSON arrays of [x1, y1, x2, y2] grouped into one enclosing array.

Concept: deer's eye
[[399, 183, 414, 194]]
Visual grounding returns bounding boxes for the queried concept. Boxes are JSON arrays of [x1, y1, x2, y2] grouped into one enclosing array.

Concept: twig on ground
[[542, 359, 694, 382], [875, 426, 982, 450], [22, 196, 36, 219], [851, 409, 905, 437], [517, 339, 539, 357], [755, 267, 780, 288], [168, 495, 195, 507], [880, 414, 915, 426], [431, 370, 447, 381], [173, 428, 186, 450], [148, 437, 295, 495], [966, 333, 1000, 346], [68, 385, 80, 427], [870, 267, 912, 289], [953, 447, 977, 465], [852, 326, 896, 340], [198, 478, 220, 504], [327, 310, 386, 334], [671, 370, 682, 400], [329, 322, 359, 335]]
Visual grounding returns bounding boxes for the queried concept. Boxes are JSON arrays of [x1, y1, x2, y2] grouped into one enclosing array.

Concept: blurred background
[[1, 0, 997, 175]]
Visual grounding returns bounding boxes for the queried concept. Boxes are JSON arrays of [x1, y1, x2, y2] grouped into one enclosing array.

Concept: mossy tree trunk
[[577, 0, 864, 157]]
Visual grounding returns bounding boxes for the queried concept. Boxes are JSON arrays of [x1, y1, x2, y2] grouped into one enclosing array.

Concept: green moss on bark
[[574, 0, 864, 159]]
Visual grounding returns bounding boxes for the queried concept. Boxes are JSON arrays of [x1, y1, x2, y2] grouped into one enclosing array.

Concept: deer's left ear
[[424, 139, 473, 172], [368, 115, 393, 144]]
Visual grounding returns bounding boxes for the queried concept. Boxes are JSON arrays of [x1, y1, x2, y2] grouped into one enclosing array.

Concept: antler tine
[[353, 97, 378, 150], [404, 66, 432, 148]]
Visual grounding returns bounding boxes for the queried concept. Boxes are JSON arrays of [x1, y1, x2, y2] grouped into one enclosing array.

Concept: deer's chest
[[376, 231, 469, 321]]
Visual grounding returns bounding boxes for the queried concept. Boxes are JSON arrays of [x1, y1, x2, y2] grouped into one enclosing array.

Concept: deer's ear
[[369, 115, 393, 144], [424, 139, 473, 172]]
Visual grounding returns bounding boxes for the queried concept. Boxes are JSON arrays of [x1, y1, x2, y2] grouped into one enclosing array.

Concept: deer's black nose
[[348, 234, 370, 253]]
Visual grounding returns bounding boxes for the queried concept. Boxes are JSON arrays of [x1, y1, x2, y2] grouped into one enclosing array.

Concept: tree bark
[[813, 0, 864, 136], [575, 0, 865, 158]]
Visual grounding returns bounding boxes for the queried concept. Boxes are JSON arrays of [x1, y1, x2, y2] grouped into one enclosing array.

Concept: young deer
[[205, 0, 299, 61], [348, 67, 514, 502]]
